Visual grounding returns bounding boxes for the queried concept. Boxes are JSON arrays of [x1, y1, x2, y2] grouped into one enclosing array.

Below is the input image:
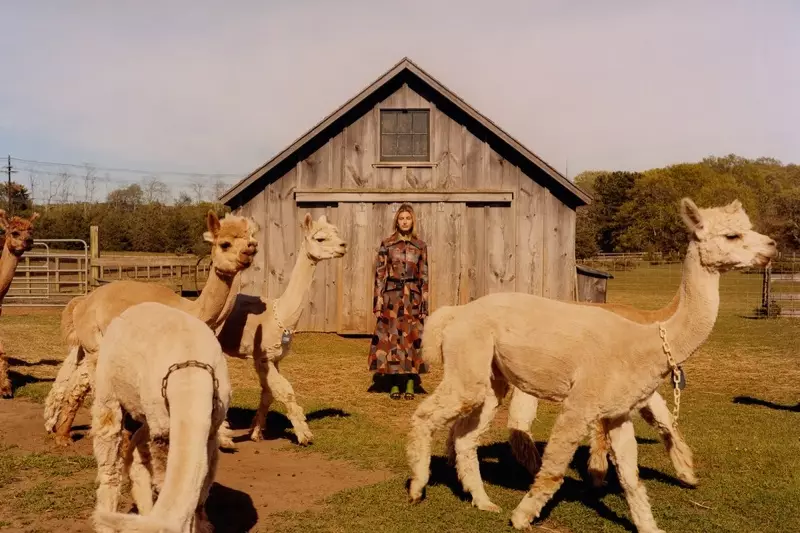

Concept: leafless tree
[[82, 164, 98, 204], [142, 175, 170, 204], [189, 176, 206, 204], [47, 170, 73, 208], [210, 177, 230, 204]]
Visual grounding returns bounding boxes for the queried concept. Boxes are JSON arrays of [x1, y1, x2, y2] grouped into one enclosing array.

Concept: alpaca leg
[[639, 392, 697, 487], [91, 398, 124, 533], [217, 419, 236, 450], [452, 378, 509, 512], [507, 386, 542, 475], [407, 381, 488, 503], [510, 408, 589, 530], [607, 416, 665, 533], [248, 355, 274, 442], [0, 340, 11, 398], [193, 437, 218, 533], [146, 434, 169, 497], [259, 360, 312, 445], [588, 419, 611, 487], [44, 346, 82, 431], [54, 355, 94, 446], [125, 425, 154, 515]]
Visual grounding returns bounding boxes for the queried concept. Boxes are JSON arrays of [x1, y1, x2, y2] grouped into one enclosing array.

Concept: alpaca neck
[[275, 240, 318, 331], [662, 243, 720, 366], [0, 245, 21, 304], [190, 268, 241, 329]]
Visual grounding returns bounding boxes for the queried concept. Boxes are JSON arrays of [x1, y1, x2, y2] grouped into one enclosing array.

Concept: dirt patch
[[0, 399, 391, 532]]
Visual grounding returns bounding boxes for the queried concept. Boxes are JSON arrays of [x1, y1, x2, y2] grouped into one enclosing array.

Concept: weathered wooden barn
[[221, 57, 592, 334]]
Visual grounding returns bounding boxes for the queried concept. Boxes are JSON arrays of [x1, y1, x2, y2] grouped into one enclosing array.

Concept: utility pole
[[5, 155, 16, 214]]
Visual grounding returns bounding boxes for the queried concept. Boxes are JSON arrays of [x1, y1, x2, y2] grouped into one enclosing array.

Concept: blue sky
[[1, 0, 798, 198]]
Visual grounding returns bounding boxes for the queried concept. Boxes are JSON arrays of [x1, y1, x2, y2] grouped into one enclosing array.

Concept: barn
[[221, 57, 592, 334]]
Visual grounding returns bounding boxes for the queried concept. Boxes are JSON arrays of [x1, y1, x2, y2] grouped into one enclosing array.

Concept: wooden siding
[[236, 82, 577, 333]]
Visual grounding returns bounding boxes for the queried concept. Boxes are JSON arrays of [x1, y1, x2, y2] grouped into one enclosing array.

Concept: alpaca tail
[[60, 295, 83, 346], [421, 305, 459, 367], [43, 344, 83, 433], [92, 511, 180, 533]]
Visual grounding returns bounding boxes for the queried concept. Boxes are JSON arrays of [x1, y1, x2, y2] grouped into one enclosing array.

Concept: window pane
[[381, 134, 397, 156], [396, 112, 412, 133], [412, 134, 429, 157], [397, 134, 413, 155], [381, 111, 396, 134], [412, 111, 428, 133]]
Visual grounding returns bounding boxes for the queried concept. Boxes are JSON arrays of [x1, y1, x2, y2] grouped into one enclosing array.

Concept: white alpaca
[[407, 198, 776, 533], [90, 302, 231, 533]]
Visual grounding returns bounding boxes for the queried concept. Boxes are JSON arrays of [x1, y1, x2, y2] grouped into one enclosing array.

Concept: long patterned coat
[[367, 232, 429, 375]]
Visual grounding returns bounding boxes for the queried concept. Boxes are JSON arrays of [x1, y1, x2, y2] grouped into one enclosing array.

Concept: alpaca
[[446, 292, 697, 490], [90, 301, 231, 533], [44, 210, 258, 445], [0, 210, 39, 398], [215, 213, 347, 447], [407, 198, 776, 532]]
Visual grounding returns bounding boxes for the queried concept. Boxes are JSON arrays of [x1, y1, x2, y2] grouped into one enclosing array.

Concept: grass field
[[1, 263, 798, 532]]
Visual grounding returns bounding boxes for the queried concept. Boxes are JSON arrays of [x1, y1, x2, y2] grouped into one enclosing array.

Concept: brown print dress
[[368, 232, 429, 375]]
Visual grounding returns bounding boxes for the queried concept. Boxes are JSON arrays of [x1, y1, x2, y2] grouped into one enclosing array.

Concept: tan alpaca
[[407, 198, 776, 533], [0, 210, 40, 398], [447, 292, 697, 491], [44, 211, 258, 445], [215, 213, 347, 447], [90, 301, 231, 533]]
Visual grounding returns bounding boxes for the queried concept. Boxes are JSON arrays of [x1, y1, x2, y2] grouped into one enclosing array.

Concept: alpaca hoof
[[589, 469, 607, 488], [249, 429, 263, 442], [509, 510, 533, 530], [295, 429, 313, 446], [54, 434, 73, 447], [1, 391, 12, 399], [407, 480, 426, 504], [217, 438, 236, 451], [679, 472, 699, 488], [474, 500, 501, 513]]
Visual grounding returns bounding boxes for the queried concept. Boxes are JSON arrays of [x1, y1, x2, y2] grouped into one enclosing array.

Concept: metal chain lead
[[273, 299, 293, 335], [161, 360, 220, 413], [658, 324, 681, 428]]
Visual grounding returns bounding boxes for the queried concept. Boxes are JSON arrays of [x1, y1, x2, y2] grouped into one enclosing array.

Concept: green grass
[[1, 262, 798, 532]]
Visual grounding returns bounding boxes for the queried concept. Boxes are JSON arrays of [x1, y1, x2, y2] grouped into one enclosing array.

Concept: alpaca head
[[204, 211, 260, 277], [300, 213, 347, 262], [0, 210, 40, 256], [680, 197, 777, 271]]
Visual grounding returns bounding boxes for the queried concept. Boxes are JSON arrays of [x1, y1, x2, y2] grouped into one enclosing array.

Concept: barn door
[[337, 202, 373, 334]]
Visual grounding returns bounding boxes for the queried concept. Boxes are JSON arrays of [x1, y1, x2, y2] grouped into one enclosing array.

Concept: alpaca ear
[[302, 213, 313, 232], [680, 198, 705, 234], [247, 217, 260, 236], [206, 210, 221, 238], [317, 214, 328, 225], [726, 199, 743, 213], [29, 212, 40, 223], [0, 209, 7, 229]]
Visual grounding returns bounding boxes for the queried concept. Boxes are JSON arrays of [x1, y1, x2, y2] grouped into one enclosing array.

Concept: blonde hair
[[393, 203, 417, 238]]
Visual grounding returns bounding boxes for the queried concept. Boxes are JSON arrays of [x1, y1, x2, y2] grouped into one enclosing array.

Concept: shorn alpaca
[[91, 302, 231, 533], [407, 198, 776, 533], [451, 291, 697, 490], [44, 210, 258, 445], [0, 210, 39, 398], [216, 213, 346, 446]]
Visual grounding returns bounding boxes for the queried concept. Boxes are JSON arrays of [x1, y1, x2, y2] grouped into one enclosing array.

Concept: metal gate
[[4, 239, 90, 306]]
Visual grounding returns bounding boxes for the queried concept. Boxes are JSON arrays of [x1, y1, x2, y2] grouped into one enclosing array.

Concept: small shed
[[575, 264, 614, 304], [221, 57, 592, 334]]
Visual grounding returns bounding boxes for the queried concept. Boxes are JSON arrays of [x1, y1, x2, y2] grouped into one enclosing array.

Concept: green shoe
[[404, 378, 415, 400], [389, 385, 401, 400]]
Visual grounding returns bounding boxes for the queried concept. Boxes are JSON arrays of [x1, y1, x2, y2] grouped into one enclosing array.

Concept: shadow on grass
[[422, 440, 690, 533], [7, 357, 62, 367], [205, 482, 258, 533], [733, 395, 800, 412], [366, 373, 428, 395], [8, 370, 54, 397], [225, 406, 351, 445]]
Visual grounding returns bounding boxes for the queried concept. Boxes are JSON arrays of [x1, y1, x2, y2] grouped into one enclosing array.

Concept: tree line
[[573, 154, 799, 259], [0, 153, 797, 258]]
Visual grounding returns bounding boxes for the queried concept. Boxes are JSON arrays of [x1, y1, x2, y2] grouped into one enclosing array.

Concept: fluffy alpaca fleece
[[446, 292, 697, 489], [44, 210, 258, 446], [407, 198, 777, 533], [215, 213, 347, 447], [91, 302, 231, 533]]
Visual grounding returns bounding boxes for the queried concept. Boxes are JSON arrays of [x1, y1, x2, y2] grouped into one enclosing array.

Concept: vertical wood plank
[[344, 112, 377, 188], [462, 206, 486, 302], [267, 169, 298, 300], [557, 203, 577, 301], [516, 176, 545, 296], [330, 130, 346, 188], [463, 132, 484, 189], [429, 202, 462, 311], [541, 190, 562, 299], [337, 202, 371, 333]]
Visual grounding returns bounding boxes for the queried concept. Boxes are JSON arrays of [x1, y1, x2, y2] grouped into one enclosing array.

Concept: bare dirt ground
[[0, 399, 391, 532]]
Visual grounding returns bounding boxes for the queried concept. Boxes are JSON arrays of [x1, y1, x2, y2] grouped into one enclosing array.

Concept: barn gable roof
[[220, 57, 591, 208]]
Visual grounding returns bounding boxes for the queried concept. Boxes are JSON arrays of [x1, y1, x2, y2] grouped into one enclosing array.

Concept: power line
[[9, 156, 244, 178]]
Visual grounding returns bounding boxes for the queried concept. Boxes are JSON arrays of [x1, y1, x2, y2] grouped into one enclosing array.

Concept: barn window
[[380, 109, 430, 162]]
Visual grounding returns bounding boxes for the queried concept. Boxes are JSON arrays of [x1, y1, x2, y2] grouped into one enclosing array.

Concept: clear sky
[[1, 0, 797, 194]]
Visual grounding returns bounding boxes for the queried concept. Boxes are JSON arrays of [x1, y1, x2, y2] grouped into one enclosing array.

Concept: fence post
[[90, 225, 100, 288]]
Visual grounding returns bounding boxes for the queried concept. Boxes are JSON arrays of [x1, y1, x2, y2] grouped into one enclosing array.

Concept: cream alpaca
[[215, 213, 346, 447], [91, 302, 231, 533], [0, 210, 39, 398], [447, 292, 697, 490], [407, 198, 776, 533], [44, 211, 258, 445]]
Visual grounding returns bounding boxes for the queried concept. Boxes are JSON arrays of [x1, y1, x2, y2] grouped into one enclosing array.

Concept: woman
[[368, 203, 429, 400]]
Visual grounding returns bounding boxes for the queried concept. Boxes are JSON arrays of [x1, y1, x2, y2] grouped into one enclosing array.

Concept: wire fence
[[581, 252, 800, 320]]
